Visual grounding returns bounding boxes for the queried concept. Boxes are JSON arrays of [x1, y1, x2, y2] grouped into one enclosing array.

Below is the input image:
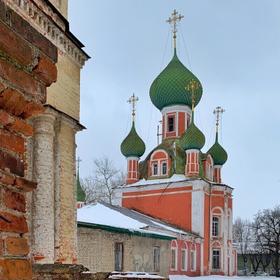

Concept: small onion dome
[[180, 112, 205, 151], [121, 122, 146, 158], [149, 49, 203, 111], [77, 174, 86, 202], [207, 133, 228, 165]]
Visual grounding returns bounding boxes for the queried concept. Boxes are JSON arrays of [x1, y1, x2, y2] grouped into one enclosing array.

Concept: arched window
[[190, 244, 196, 272], [211, 207, 223, 238], [181, 242, 188, 271], [205, 154, 213, 181], [212, 216, 219, 237], [171, 240, 178, 271], [150, 150, 169, 177]]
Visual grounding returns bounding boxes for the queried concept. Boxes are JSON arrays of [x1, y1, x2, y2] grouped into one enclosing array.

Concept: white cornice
[[5, 0, 89, 68]]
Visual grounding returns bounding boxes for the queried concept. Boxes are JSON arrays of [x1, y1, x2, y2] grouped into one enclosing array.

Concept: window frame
[[212, 216, 220, 237], [161, 161, 167, 175], [114, 242, 124, 271], [153, 246, 160, 272], [170, 247, 178, 271], [152, 162, 158, 176], [190, 249, 196, 272], [167, 115, 175, 132], [212, 249, 221, 270], [181, 248, 188, 271]]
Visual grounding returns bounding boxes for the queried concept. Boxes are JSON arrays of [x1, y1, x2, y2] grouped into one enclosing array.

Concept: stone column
[[32, 113, 56, 263]]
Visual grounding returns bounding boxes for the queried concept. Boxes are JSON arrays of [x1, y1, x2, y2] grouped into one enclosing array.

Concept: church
[[119, 10, 237, 276]]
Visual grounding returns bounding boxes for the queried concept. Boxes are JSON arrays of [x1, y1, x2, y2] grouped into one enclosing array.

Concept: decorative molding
[[5, 0, 89, 68]]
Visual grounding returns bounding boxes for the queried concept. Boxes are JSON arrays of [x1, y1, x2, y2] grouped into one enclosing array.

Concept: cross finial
[[128, 93, 139, 122], [185, 79, 201, 111], [166, 9, 184, 49], [213, 106, 225, 138]]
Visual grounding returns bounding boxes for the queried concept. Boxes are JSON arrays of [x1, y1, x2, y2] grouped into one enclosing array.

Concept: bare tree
[[82, 157, 125, 205], [253, 205, 280, 277], [233, 217, 252, 275]]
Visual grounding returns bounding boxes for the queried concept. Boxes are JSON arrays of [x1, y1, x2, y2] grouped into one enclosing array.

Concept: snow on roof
[[125, 174, 187, 187], [77, 202, 188, 238]]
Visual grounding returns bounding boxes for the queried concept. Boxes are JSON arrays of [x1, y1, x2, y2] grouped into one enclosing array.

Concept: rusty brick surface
[[0, 1, 57, 62], [33, 56, 57, 86], [0, 149, 24, 177], [0, 20, 35, 66], [0, 128, 25, 154], [0, 211, 28, 233], [3, 189, 26, 212], [5, 237, 29, 256], [0, 259, 32, 280]]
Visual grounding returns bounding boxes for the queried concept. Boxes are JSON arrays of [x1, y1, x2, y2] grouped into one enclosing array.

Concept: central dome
[[149, 50, 203, 111]]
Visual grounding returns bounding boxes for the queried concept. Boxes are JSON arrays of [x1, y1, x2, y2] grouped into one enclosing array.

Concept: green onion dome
[[121, 122, 146, 158], [207, 133, 228, 165], [180, 112, 205, 151], [77, 174, 86, 202], [149, 49, 203, 111]]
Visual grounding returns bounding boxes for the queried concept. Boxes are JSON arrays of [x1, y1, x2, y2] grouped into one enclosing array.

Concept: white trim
[[181, 247, 188, 271], [161, 105, 191, 115], [170, 242, 178, 271], [127, 156, 139, 161]]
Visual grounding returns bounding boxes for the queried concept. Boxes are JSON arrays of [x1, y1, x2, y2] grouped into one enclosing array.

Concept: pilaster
[[32, 112, 56, 263]]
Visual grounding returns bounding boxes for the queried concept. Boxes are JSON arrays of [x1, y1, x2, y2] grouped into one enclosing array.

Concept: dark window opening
[[153, 163, 158, 175], [115, 243, 123, 271], [162, 162, 167, 175], [212, 216, 219, 237], [168, 116, 175, 132], [153, 246, 160, 272], [212, 249, 220, 269]]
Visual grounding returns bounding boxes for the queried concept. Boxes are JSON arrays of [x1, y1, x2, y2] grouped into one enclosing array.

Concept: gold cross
[[128, 94, 139, 122], [166, 9, 184, 49], [213, 106, 225, 132], [185, 79, 201, 111]]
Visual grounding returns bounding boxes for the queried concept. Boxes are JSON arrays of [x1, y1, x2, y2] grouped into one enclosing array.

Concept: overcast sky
[[68, 0, 280, 220]]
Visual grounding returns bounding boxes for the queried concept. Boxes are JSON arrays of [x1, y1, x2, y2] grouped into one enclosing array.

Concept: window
[[153, 246, 160, 272], [168, 116, 175, 132], [212, 249, 220, 269], [171, 248, 177, 270], [190, 250, 196, 271], [153, 163, 158, 175], [181, 249, 187, 271], [162, 162, 167, 175], [212, 216, 219, 237], [114, 243, 123, 271]]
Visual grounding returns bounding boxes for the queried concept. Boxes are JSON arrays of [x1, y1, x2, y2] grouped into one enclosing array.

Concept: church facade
[[119, 10, 237, 277]]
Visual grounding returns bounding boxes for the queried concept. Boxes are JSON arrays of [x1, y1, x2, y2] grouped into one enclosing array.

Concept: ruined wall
[[78, 227, 171, 277], [0, 0, 57, 278]]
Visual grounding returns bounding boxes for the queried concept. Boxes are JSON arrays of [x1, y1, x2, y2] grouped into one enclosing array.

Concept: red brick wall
[[0, 2, 57, 279]]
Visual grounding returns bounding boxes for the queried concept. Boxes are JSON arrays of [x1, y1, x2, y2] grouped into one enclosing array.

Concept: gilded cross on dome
[[166, 9, 184, 49], [185, 79, 201, 111], [213, 106, 225, 132], [128, 94, 139, 122]]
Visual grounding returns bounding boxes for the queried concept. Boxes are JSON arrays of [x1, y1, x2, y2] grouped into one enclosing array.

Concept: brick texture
[[0, 1, 58, 279], [3, 189, 26, 212], [5, 237, 29, 256]]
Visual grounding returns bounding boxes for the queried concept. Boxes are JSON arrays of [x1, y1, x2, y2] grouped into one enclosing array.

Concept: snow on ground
[[170, 276, 274, 280]]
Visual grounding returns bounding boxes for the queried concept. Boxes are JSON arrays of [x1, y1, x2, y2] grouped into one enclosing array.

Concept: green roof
[[180, 112, 205, 151], [207, 133, 228, 165], [121, 122, 146, 158], [149, 49, 203, 111], [77, 172, 86, 202]]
